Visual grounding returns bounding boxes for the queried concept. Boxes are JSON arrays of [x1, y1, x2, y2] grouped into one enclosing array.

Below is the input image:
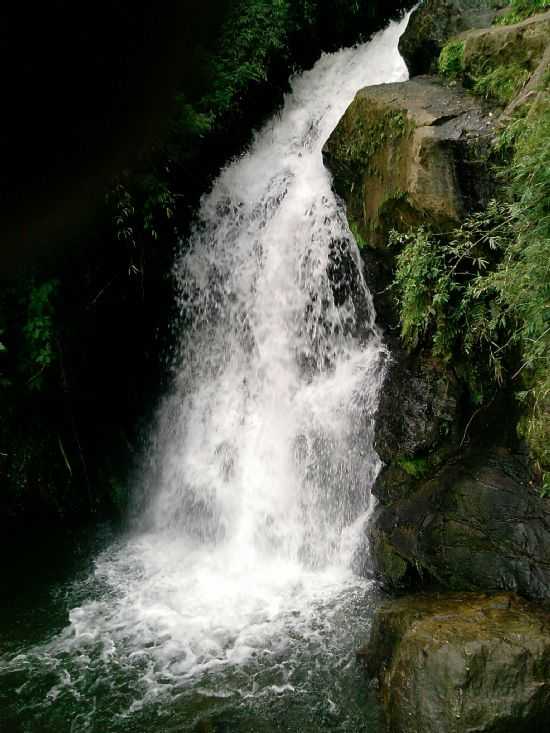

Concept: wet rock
[[398, 0, 504, 76], [365, 346, 462, 517], [324, 77, 495, 246], [324, 2, 550, 607], [374, 349, 461, 471], [364, 591, 550, 733], [370, 444, 550, 599]]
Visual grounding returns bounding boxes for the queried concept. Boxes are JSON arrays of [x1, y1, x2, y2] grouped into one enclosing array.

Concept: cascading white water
[[144, 11, 410, 570], [2, 14, 411, 725]]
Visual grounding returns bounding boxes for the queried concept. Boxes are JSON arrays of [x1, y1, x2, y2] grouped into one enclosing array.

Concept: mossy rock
[[399, 0, 505, 76], [460, 9, 550, 79], [324, 76, 495, 251], [324, 77, 496, 328], [363, 591, 550, 733]]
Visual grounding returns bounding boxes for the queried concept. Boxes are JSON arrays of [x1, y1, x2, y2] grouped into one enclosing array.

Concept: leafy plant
[[481, 102, 550, 484], [391, 200, 515, 399], [22, 280, 59, 391], [438, 41, 465, 80]]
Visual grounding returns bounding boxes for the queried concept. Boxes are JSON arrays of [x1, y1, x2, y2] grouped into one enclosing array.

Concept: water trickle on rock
[[1, 14, 411, 729]]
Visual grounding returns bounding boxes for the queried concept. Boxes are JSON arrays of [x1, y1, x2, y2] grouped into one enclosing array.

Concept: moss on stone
[[373, 535, 409, 586], [396, 455, 430, 478], [348, 219, 368, 248], [474, 62, 531, 102]]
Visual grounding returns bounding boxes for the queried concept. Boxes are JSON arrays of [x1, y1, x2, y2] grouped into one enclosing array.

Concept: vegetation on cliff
[[496, 0, 550, 24], [324, 0, 550, 606], [396, 10, 550, 491]]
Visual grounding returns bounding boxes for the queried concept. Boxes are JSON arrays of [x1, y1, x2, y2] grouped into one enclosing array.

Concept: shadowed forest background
[[0, 0, 411, 532]]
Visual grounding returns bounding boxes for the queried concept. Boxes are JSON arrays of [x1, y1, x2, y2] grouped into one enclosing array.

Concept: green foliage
[[438, 34, 531, 107], [493, 115, 528, 156], [397, 455, 430, 478], [141, 174, 176, 241], [495, 0, 550, 25], [438, 41, 465, 80], [202, 0, 291, 119], [108, 0, 329, 251], [22, 280, 59, 391], [349, 219, 368, 248], [482, 102, 550, 483], [473, 63, 530, 104], [392, 102, 550, 488], [391, 200, 514, 400], [107, 173, 176, 274]]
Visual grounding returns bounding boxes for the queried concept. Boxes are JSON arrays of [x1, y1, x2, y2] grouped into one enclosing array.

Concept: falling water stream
[[1, 13, 410, 732]]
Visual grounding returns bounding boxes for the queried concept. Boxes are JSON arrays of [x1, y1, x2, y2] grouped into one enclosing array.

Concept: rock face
[[371, 443, 550, 599], [323, 77, 495, 326], [398, 0, 503, 76], [368, 347, 462, 514], [374, 349, 461, 468], [460, 10, 550, 79], [323, 3, 550, 731], [324, 77, 495, 248], [322, 9, 550, 602], [363, 592, 550, 733]]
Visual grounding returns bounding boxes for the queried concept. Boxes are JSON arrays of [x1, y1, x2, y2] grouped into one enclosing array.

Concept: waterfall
[[143, 12, 410, 572], [1, 14, 411, 723]]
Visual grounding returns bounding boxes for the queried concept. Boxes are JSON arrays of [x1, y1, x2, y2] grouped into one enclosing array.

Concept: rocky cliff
[[325, 0, 550, 729]]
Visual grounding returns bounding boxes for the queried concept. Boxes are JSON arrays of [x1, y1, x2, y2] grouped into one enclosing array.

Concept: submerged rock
[[363, 592, 550, 733]]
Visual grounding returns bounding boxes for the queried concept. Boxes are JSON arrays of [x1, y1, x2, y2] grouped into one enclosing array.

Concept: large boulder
[[324, 77, 495, 246], [362, 592, 550, 733], [323, 77, 495, 325], [399, 0, 503, 76], [370, 442, 550, 599]]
